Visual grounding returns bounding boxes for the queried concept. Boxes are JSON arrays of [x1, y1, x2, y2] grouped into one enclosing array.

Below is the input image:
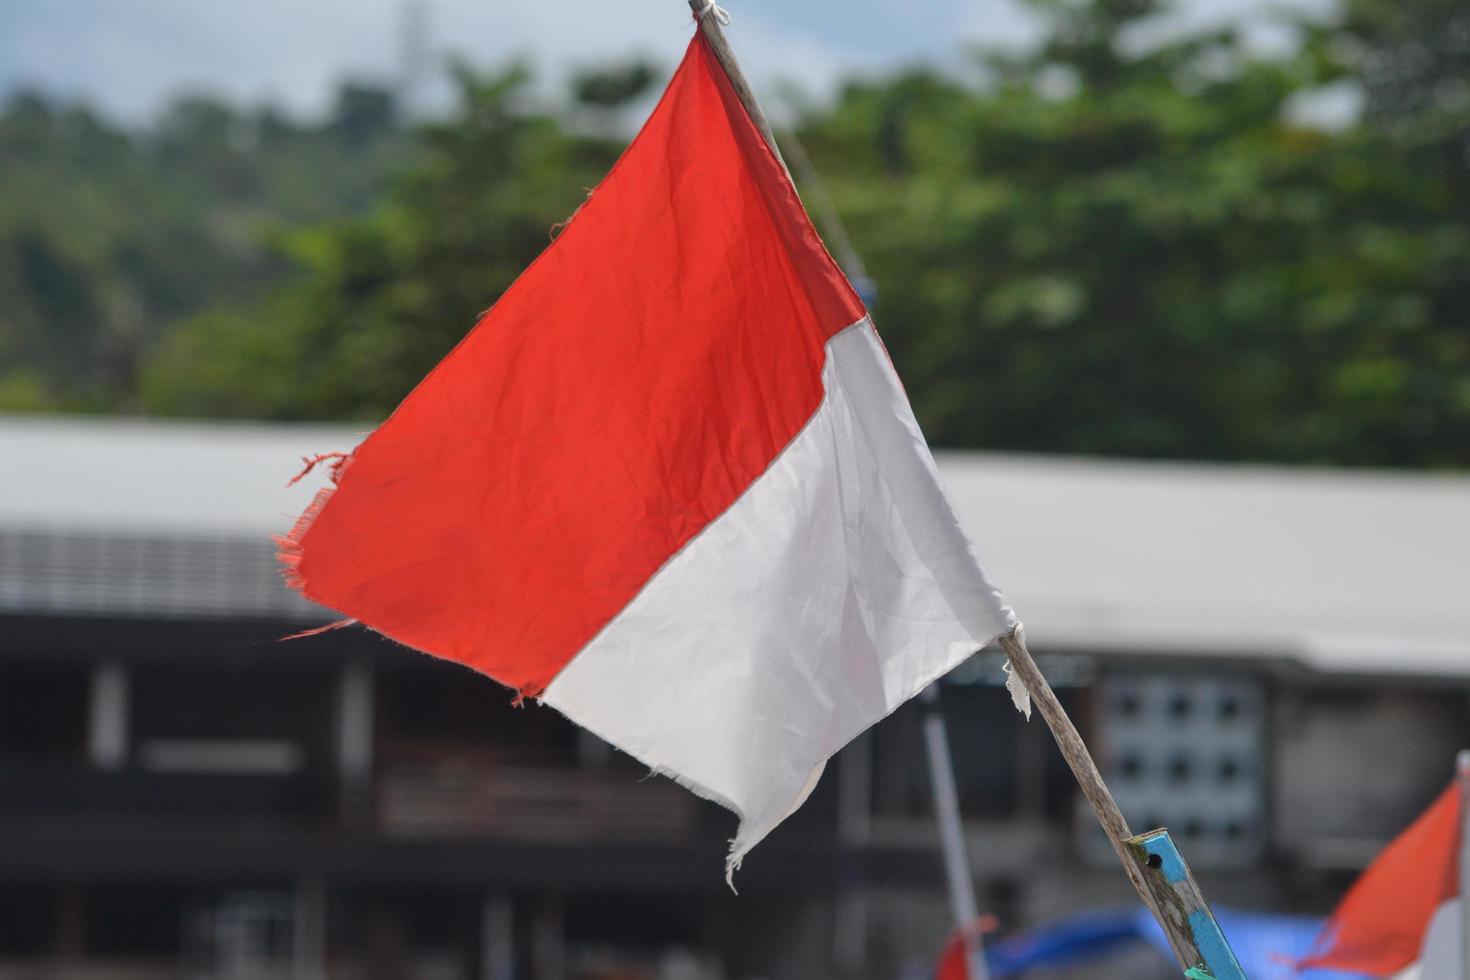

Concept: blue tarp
[[982, 908, 1142, 975], [979, 906, 1365, 979]]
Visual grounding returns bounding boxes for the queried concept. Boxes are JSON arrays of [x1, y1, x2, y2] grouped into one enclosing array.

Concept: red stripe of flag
[[279, 34, 864, 697]]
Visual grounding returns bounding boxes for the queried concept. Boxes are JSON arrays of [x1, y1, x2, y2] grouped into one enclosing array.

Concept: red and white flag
[[1300, 782, 1464, 978], [280, 31, 1014, 876]]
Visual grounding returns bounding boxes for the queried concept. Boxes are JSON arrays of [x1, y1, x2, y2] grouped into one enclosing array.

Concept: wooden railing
[[377, 753, 698, 841]]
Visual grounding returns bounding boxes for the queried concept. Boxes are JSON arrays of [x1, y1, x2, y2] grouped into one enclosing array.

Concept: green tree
[[793, 0, 1470, 464], [142, 64, 622, 420], [1331, 0, 1470, 131], [10, 1, 1470, 467], [0, 80, 411, 412]]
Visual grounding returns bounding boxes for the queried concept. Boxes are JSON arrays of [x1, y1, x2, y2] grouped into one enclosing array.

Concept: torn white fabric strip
[[1004, 656, 1033, 721]]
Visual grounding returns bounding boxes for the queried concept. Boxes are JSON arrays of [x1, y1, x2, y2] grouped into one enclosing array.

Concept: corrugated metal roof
[[1, 415, 354, 622], [3, 414, 1467, 675]]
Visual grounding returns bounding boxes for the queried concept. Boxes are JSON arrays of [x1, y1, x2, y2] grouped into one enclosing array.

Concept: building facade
[[2, 416, 1467, 979]]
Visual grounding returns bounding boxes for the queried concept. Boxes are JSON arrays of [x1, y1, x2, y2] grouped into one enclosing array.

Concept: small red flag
[[1300, 783, 1462, 976]]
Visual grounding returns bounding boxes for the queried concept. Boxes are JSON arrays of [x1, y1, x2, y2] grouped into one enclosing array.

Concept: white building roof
[[3, 414, 1467, 677], [0, 415, 361, 535], [937, 453, 1470, 678]]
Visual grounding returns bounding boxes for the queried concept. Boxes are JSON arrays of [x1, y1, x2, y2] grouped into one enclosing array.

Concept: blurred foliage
[[142, 63, 623, 418], [802, 0, 1470, 464], [1327, 0, 1470, 130], [4, 0, 1469, 466], [571, 59, 660, 109], [0, 81, 410, 412]]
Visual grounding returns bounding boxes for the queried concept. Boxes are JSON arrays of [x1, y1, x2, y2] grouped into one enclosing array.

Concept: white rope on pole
[[694, 0, 731, 26]]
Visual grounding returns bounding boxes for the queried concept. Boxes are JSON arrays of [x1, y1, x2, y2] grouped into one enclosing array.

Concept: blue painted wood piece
[[1133, 830, 1249, 980]]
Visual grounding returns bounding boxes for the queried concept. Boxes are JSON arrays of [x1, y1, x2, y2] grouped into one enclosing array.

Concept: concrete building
[[2, 414, 1467, 979]]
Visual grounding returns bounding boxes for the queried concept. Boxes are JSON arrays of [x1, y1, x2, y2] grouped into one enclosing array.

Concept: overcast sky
[[1, 0, 1333, 123]]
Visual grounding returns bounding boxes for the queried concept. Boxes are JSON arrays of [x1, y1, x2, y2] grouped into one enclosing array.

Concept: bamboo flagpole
[[683, 4, 1242, 976], [1001, 627, 1243, 977], [685, 4, 772, 138], [997, 628, 1159, 917]]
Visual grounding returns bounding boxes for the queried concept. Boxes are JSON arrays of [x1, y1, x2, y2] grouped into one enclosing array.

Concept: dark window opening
[[0, 666, 89, 763], [378, 659, 580, 768], [130, 663, 330, 778], [873, 685, 1084, 822], [0, 885, 54, 955], [89, 886, 184, 957]]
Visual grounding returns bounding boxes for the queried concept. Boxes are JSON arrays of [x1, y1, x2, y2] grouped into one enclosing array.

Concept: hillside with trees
[[2, 0, 1466, 466]]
